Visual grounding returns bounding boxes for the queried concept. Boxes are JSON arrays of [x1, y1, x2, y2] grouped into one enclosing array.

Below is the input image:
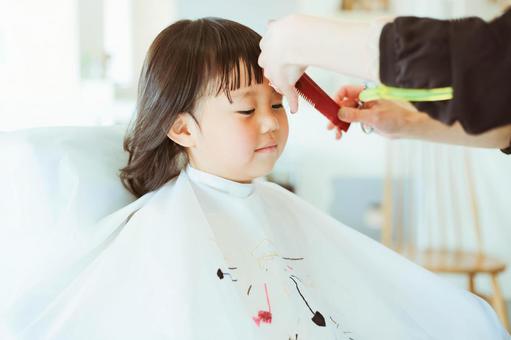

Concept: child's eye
[[236, 109, 255, 115], [272, 103, 284, 109]]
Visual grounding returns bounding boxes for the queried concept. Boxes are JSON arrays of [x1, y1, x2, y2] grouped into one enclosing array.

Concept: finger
[[338, 106, 376, 124], [361, 100, 379, 109], [334, 85, 365, 102], [339, 98, 358, 108], [336, 128, 344, 140], [327, 122, 335, 130], [282, 86, 299, 113]]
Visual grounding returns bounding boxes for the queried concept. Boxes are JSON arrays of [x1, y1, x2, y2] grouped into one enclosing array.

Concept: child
[[3, 18, 508, 340]]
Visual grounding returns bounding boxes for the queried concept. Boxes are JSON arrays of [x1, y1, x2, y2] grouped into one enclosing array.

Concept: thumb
[[338, 106, 374, 124]]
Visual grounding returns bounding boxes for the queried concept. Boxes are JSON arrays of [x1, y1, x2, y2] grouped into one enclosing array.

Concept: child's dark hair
[[120, 18, 264, 197]]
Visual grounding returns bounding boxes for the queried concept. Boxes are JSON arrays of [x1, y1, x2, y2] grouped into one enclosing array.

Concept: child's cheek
[[232, 123, 258, 158], [280, 114, 290, 140]]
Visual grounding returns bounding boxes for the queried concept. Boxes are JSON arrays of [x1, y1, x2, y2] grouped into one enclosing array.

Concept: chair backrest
[[381, 140, 483, 255], [0, 125, 136, 231], [0, 125, 137, 312]]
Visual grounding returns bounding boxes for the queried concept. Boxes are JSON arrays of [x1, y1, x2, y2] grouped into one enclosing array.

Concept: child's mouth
[[255, 144, 278, 153]]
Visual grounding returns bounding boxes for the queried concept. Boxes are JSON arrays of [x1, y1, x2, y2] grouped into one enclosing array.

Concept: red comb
[[295, 73, 350, 132]]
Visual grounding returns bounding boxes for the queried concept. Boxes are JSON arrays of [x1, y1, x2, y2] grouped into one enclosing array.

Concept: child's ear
[[167, 113, 198, 147]]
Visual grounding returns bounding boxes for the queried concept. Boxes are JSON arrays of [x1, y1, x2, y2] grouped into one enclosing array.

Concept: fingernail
[[338, 108, 346, 119]]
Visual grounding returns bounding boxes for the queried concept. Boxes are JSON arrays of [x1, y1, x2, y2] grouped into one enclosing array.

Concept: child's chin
[[250, 161, 277, 179]]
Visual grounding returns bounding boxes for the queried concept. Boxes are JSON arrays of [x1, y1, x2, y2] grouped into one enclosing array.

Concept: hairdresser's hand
[[259, 15, 323, 113], [329, 84, 420, 139], [328, 85, 366, 139], [260, 14, 383, 114], [331, 85, 511, 149]]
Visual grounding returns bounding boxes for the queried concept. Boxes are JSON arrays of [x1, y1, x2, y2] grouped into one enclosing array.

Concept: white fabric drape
[[1, 167, 508, 339]]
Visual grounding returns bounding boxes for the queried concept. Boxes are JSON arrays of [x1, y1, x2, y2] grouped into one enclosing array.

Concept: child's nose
[[259, 108, 280, 133]]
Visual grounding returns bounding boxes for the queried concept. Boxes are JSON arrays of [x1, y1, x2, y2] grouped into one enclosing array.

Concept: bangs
[[194, 18, 265, 101]]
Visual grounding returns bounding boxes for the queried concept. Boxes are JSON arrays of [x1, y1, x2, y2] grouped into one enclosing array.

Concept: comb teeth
[[296, 88, 316, 108]]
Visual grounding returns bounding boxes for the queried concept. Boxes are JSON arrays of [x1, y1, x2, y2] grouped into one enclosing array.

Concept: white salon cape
[[1, 166, 508, 340]]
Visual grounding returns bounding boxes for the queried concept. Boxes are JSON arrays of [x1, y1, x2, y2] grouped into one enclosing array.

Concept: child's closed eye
[[236, 109, 255, 115], [236, 104, 283, 115]]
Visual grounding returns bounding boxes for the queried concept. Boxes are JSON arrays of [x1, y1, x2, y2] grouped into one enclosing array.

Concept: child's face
[[188, 77, 288, 183]]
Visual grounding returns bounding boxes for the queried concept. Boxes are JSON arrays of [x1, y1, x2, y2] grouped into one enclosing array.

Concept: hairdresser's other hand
[[331, 84, 511, 148], [259, 14, 322, 113], [336, 86, 420, 139]]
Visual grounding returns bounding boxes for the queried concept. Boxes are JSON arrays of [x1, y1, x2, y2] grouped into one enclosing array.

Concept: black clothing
[[379, 9, 511, 141]]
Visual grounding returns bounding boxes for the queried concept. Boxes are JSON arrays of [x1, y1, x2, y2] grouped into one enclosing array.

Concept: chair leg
[[490, 273, 510, 332], [468, 273, 476, 293]]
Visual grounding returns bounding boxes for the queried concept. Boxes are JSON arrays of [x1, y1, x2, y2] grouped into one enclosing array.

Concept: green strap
[[359, 85, 453, 102]]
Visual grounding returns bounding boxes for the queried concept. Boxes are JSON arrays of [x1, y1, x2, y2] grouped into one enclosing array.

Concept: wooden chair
[[381, 141, 509, 331]]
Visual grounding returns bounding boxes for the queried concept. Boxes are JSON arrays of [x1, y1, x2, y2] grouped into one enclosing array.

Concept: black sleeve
[[379, 9, 511, 135]]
